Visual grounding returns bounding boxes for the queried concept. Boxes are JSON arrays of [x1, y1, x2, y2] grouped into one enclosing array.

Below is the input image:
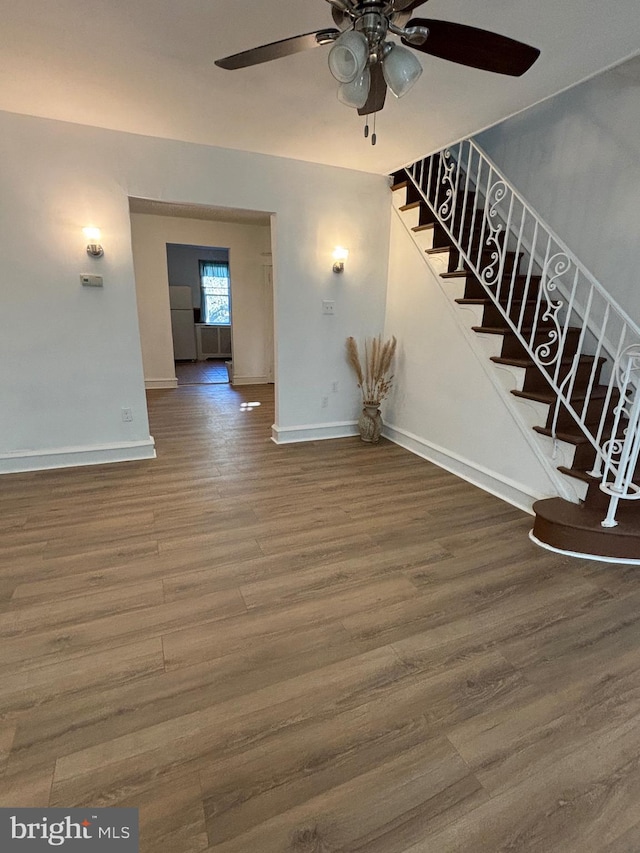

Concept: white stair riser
[[392, 186, 408, 210], [473, 332, 504, 360], [399, 206, 420, 230], [492, 363, 527, 394], [426, 251, 451, 275], [412, 228, 435, 251]]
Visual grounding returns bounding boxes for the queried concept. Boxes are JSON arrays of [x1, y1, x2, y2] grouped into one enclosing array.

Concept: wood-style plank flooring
[[2, 382, 640, 851]]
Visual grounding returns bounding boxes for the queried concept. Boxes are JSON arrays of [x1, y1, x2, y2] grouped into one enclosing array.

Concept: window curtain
[[200, 262, 229, 279], [200, 261, 231, 325]]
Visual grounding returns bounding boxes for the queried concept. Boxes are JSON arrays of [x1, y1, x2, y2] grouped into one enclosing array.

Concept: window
[[200, 261, 231, 325]]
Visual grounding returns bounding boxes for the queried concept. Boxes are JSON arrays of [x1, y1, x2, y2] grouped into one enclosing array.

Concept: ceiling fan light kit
[[215, 0, 541, 143], [338, 68, 371, 108], [382, 43, 423, 98], [328, 30, 369, 82]]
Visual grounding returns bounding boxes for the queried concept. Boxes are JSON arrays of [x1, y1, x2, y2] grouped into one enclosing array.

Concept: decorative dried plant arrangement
[[346, 334, 397, 404]]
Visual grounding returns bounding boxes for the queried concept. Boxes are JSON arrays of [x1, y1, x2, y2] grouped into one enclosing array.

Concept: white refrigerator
[[169, 286, 197, 360]]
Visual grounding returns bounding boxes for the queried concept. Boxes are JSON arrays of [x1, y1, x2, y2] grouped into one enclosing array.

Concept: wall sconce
[[332, 246, 349, 274], [83, 227, 104, 258]]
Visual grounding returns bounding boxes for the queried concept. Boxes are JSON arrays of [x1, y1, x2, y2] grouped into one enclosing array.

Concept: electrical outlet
[[322, 300, 335, 316], [121, 407, 133, 422], [321, 396, 329, 409]]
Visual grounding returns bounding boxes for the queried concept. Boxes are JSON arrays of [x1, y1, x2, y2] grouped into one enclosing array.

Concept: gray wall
[[476, 55, 640, 325]]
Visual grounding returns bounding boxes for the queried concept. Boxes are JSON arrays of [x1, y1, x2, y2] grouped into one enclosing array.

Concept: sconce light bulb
[[332, 246, 349, 273], [83, 227, 104, 257]]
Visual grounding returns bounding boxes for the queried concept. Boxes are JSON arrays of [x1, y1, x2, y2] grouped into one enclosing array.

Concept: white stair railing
[[402, 139, 640, 528]]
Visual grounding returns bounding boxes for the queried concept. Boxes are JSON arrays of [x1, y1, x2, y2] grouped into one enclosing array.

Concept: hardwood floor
[[2, 382, 640, 851]]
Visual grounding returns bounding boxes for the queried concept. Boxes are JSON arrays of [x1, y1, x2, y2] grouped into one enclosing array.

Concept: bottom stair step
[[532, 496, 640, 562]]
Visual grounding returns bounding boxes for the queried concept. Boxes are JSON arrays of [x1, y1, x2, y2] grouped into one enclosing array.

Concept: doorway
[[129, 198, 274, 394], [167, 243, 233, 386]]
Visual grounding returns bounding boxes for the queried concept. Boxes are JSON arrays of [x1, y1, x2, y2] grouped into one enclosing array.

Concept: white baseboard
[[383, 422, 541, 515], [145, 378, 178, 389], [272, 421, 359, 444], [271, 419, 541, 512], [0, 438, 156, 474], [232, 375, 268, 386]]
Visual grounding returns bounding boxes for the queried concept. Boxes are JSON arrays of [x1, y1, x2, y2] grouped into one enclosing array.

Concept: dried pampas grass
[[346, 334, 396, 404]]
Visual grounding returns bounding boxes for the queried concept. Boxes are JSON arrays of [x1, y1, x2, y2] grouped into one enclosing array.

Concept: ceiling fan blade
[[215, 29, 340, 70], [358, 62, 387, 116], [403, 19, 540, 76]]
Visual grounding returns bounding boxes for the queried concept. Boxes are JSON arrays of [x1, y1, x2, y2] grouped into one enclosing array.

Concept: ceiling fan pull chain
[[364, 116, 369, 138], [371, 113, 377, 146]]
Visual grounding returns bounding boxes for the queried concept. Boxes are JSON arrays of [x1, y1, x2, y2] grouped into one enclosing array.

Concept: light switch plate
[[322, 300, 335, 315]]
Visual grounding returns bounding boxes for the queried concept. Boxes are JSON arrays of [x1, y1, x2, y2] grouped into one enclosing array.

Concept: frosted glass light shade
[[328, 30, 368, 83], [382, 44, 423, 98], [337, 68, 371, 109]]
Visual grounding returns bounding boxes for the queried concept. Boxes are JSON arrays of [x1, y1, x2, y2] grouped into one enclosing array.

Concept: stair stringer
[[389, 185, 584, 507]]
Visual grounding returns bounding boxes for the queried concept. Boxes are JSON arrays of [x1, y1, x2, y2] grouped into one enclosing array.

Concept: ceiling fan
[[215, 0, 540, 142]]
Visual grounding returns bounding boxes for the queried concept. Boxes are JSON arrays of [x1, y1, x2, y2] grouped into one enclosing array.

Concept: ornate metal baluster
[[533, 250, 566, 368], [601, 345, 640, 527], [437, 148, 456, 225]]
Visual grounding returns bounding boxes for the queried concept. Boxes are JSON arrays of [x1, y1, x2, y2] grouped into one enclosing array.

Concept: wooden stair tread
[[532, 496, 640, 560], [440, 270, 473, 279], [441, 271, 541, 281], [399, 201, 422, 212], [491, 355, 541, 368], [428, 246, 523, 258], [557, 466, 601, 484], [471, 325, 579, 336], [472, 325, 522, 335], [426, 246, 451, 255], [456, 297, 540, 308], [556, 466, 640, 490], [514, 385, 609, 406], [491, 354, 603, 369], [532, 425, 592, 445], [412, 224, 435, 233], [391, 181, 409, 192]]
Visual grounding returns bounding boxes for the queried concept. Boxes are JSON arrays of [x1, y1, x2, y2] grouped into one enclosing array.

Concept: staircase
[[390, 140, 640, 563]]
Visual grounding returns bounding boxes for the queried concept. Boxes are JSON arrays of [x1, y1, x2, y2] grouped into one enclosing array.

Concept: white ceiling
[[1, 0, 639, 175]]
